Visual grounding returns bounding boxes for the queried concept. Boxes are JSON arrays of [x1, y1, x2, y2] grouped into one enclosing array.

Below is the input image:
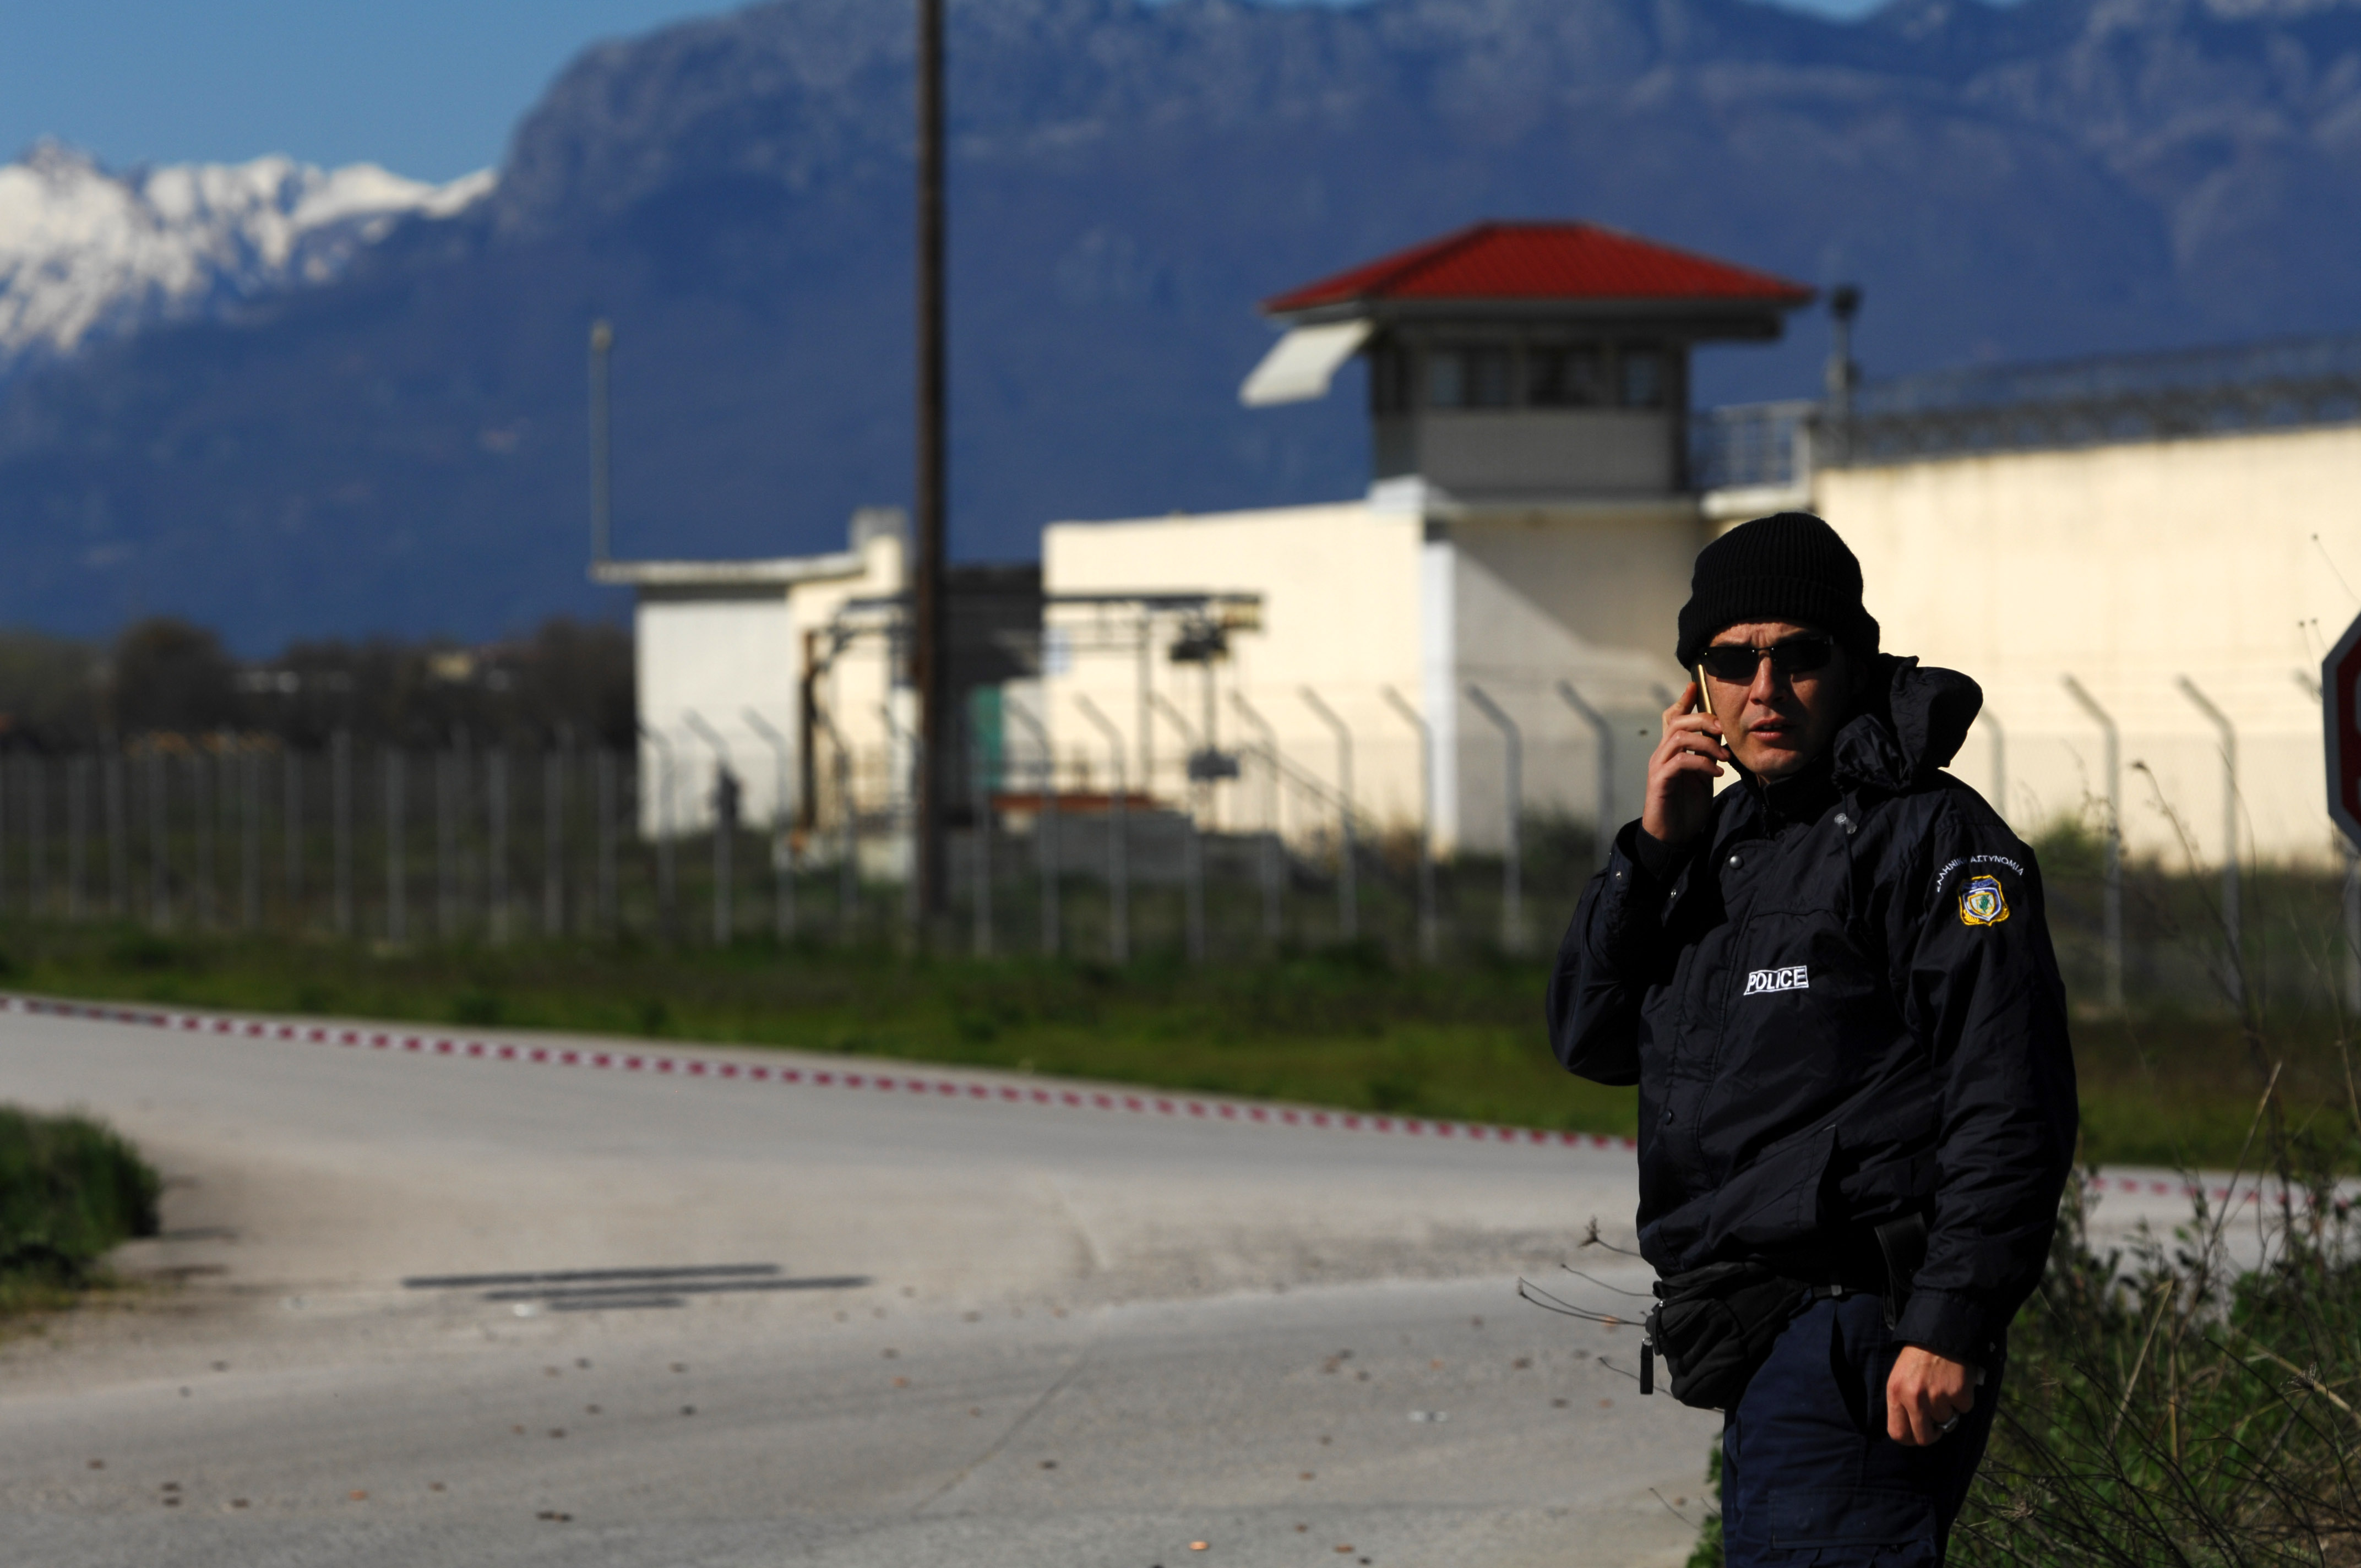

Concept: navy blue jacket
[[1547, 657, 2077, 1365]]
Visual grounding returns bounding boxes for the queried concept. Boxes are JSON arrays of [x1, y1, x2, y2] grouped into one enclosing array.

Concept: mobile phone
[[1694, 665, 1716, 718]]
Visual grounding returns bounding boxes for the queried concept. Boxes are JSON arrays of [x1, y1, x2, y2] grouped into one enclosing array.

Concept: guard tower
[[1242, 221, 1814, 506]]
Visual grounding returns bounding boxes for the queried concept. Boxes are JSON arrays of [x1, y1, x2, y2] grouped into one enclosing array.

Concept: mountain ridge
[[1, 0, 2358, 650]]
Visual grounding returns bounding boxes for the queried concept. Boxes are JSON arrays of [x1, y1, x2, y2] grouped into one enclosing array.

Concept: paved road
[[0, 1001, 1724, 1567]]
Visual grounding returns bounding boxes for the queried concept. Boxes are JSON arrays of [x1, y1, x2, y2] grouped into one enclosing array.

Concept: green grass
[[0, 918, 2351, 1168], [0, 1104, 159, 1319]]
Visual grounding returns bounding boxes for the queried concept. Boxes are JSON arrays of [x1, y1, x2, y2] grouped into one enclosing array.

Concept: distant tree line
[[0, 617, 633, 753]]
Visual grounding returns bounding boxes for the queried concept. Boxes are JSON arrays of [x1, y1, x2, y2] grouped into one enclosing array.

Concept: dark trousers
[[1721, 1293, 2003, 1567]]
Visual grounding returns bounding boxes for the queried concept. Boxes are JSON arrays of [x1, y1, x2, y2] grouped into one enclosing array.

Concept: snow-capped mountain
[[0, 139, 491, 380]]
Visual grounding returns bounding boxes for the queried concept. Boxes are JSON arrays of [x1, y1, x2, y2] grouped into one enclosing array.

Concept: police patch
[[1959, 874, 2010, 927]]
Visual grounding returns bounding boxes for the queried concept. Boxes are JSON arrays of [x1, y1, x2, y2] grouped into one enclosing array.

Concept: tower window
[[1528, 346, 1607, 407], [1428, 346, 1511, 409], [1620, 347, 1669, 409]]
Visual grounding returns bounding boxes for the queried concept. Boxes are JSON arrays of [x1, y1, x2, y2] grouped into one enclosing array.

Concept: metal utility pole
[[589, 320, 613, 564], [1824, 285, 1860, 467], [2062, 674, 2123, 1010], [911, 0, 950, 934]]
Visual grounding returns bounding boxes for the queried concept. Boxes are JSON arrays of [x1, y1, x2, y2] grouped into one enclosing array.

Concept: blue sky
[[4, 0, 1891, 183]]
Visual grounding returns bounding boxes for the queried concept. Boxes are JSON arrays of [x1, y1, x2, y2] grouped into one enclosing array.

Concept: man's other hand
[[1885, 1346, 1975, 1446]]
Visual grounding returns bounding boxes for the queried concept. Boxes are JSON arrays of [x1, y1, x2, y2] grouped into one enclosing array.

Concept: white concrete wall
[[1814, 424, 2361, 867], [1042, 500, 1698, 857]]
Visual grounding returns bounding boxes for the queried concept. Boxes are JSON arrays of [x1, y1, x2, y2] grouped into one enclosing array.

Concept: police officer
[[1548, 512, 2076, 1565]]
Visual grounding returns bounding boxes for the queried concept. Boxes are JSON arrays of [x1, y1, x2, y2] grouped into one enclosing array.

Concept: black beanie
[[1674, 511, 1880, 668]]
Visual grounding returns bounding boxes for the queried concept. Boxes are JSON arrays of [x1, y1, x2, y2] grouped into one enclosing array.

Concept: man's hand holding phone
[[1641, 678, 1729, 850]]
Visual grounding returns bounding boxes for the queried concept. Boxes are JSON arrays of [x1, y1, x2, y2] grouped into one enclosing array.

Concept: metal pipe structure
[[1072, 693, 1130, 965], [999, 699, 1060, 957], [1381, 686, 1440, 965], [1147, 692, 1207, 965], [683, 710, 737, 946], [1465, 683, 1525, 956], [1227, 692, 1285, 944], [2176, 675, 2242, 1010], [1554, 682, 1617, 870], [744, 709, 798, 943], [2061, 674, 2124, 1010], [911, 0, 950, 931], [637, 723, 678, 941], [1298, 688, 1358, 942], [807, 702, 858, 944]]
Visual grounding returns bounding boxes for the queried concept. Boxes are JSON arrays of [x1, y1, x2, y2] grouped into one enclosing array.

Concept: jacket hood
[[1830, 656, 1982, 794]]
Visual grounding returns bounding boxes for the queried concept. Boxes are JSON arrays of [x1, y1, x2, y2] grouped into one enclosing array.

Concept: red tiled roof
[[1263, 222, 1815, 314]]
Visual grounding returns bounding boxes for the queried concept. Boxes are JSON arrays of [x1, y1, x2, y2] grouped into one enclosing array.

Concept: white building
[[598, 507, 912, 842], [1041, 225, 2361, 870], [1040, 222, 1814, 858]]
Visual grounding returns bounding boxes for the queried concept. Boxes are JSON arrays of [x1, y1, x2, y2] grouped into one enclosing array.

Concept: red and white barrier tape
[[4, 993, 2337, 1207], [0, 992, 1635, 1154]]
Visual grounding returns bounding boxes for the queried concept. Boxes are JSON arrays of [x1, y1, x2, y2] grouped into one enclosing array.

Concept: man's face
[[1698, 620, 1862, 780]]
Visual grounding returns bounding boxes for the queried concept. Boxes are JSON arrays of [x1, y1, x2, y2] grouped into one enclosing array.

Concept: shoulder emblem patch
[[1959, 874, 2010, 927]]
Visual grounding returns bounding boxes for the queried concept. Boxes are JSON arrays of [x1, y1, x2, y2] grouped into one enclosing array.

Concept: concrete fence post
[[384, 747, 405, 944], [1073, 694, 1130, 965], [967, 717, 994, 959], [684, 710, 737, 946], [148, 752, 169, 930], [331, 732, 351, 938], [1465, 683, 1525, 956], [1228, 692, 1285, 946], [1381, 685, 1440, 965], [1001, 699, 1059, 957], [67, 755, 87, 922], [1149, 692, 1206, 965], [637, 722, 678, 943], [2176, 676, 2242, 1010], [1298, 687, 1358, 943], [283, 748, 302, 920], [487, 748, 509, 945], [105, 750, 127, 920], [2062, 674, 2124, 1010], [744, 709, 797, 944], [1555, 682, 1617, 872]]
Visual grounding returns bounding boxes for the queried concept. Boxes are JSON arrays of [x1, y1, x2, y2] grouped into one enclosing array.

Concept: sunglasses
[[1697, 635, 1836, 684]]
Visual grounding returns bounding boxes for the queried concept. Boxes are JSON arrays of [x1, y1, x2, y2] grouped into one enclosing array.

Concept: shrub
[[0, 1107, 160, 1288]]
